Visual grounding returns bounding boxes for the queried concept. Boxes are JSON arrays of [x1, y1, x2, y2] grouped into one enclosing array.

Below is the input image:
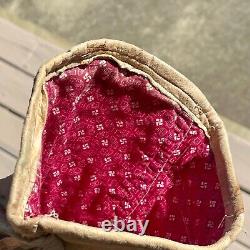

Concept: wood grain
[[0, 18, 62, 76]]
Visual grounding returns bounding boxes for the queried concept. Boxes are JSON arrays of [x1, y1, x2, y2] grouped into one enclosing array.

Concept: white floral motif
[[52, 107, 60, 115], [87, 95, 94, 102], [99, 60, 107, 66], [61, 191, 68, 197], [32, 184, 38, 193], [92, 109, 99, 116], [74, 175, 81, 181], [205, 163, 212, 170], [111, 104, 118, 111], [73, 116, 80, 123], [124, 201, 131, 209], [196, 200, 202, 207], [125, 171, 132, 178], [183, 217, 190, 225], [131, 101, 139, 109], [109, 188, 116, 194], [139, 137, 146, 143], [90, 175, 97, 181], [140, 198, 147, 205], [209, 200, 216, 208], [166, 232, 172, 238], [190, 147, 196, 153], [108, 170, 115, 177], [53, 170, 60, 177], [190, 130, 197, 135], [59, 124, 65, 135], [73, 95, 82, 105], [158, 138, 165, 145], [87, 157, 94, 164], [207, 220, 214, 228], [96, 205, 102, 211], [158, 152, 164, 159], [101, 139, 109, 146], [142, 154, 149, 161], [104, 157, 112, 163], [174, 133, 180, 141], [116, 120, 124, 128], [215, 182, 220, 190], [83, 72, 91, 82], [25, 204, 32, 213], [96, 123, 104, 131], [69, 161, 76, 168], [94, 187, 100, 194], [157, 181, 164, 188], [120, 138, 127, 145], [180, 236, 188, 243], [156, 118, 163, 126], [146, 82, 154, 91], [48, 209, 59, 219], [78, 129, 85, 136], [57, 180, 62, 186], [136, 119, 144, 126], [169, 214, 176, 221], [81, 204, 87, 210], [64, 149, 71, 155], [140, 183, 147, 190], [156, 195, 163, 201], [200, 181, 208, 189], [82, 143, 90, 150], [124, 153, 131, 160], [173, 149, 180, 156]]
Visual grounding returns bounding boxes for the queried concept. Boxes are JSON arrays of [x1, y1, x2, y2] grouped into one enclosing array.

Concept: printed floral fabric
[[25, 59, 225, 245]]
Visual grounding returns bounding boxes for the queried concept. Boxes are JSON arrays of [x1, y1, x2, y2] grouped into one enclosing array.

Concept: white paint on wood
[[227, 241, 249, 250], [0, 150, 16, 178], [0, 106, 23, 156], [229, 133, 250, 193], [236, 191, 250, 247], [0, 18, 62, 75], [0, 61, 33, 116]]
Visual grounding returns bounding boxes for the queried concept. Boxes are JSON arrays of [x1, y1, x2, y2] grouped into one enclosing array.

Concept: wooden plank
[[228, 241, 249, 250], [0, 18, 62, 75], [0, 61, 33, 116], [236, 191, 250, 248], [0, 106, 23, 156], [229, 134, 250, 193], [0, 150, 16, 179]]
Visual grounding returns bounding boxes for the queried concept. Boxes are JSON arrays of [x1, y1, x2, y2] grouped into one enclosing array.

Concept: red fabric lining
[[25, 59, 225, 245]]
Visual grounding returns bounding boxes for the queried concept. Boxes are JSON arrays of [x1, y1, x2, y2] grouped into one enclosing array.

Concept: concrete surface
[[0, 0, 250, 128]]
